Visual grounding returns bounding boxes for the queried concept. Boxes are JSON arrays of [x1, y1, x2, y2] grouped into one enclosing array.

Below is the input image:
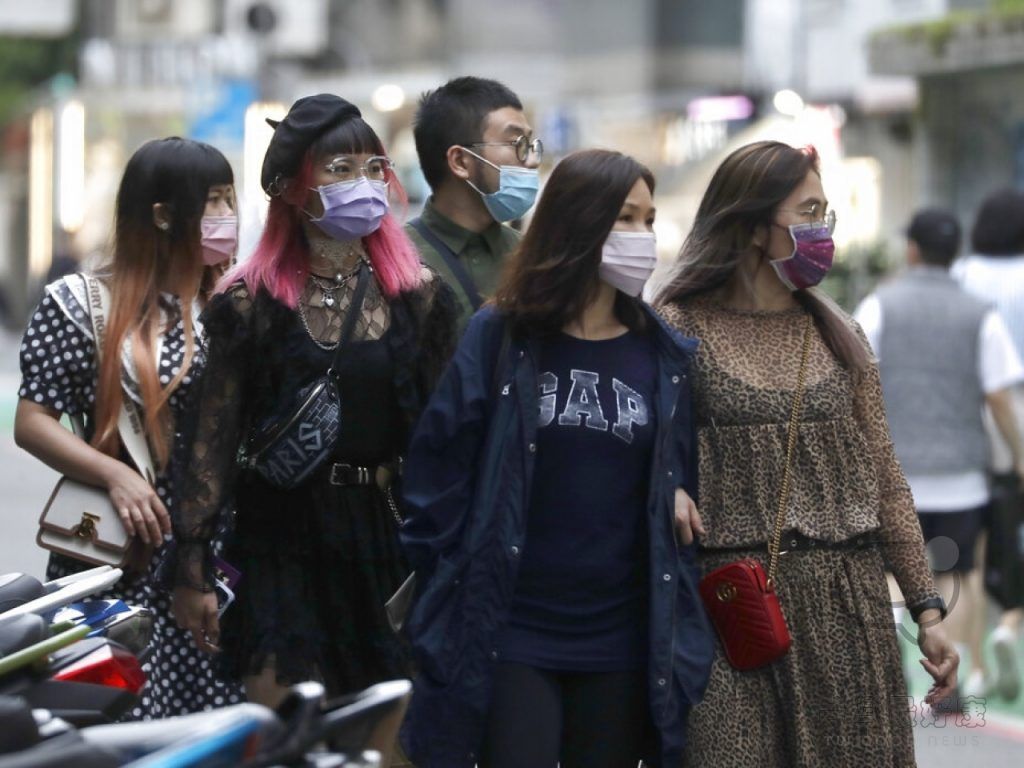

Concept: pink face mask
[[200, 215, 238, 266], [770, 220, 835, 291]]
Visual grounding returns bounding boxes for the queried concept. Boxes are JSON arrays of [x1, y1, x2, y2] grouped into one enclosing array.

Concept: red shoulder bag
[[699, 314, 812, 671]]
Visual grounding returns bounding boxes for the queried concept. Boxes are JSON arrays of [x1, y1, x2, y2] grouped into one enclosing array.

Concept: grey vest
[[877, 268, 990, 476]]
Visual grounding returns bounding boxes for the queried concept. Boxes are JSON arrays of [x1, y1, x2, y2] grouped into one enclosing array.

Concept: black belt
[[327, 463, 380, 486], [702, 530, 880, 556]]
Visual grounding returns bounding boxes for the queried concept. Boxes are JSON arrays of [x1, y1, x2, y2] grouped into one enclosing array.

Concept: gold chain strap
[[767, 313, 814, 587]]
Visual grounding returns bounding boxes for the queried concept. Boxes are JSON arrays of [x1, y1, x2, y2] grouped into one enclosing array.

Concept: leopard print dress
[[659, 297, 938, 768]]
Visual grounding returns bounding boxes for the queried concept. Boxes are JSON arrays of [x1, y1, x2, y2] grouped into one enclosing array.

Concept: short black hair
[[907, 207, 960, 267], [971, 188, 1024, 257], [413, 76, 523, 191]]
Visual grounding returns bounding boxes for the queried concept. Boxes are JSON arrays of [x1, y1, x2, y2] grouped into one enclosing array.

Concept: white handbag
[[36, 274, 157, 568]]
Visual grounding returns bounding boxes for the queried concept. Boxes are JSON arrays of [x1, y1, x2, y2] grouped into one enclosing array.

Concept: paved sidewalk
[[900, 616, 1024, 766]]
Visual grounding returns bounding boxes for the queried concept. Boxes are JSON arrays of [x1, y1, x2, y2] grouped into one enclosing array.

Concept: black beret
[[261, 93, 362, 193]]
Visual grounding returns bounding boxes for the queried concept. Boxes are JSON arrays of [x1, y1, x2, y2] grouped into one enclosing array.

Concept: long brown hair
[[93, 137, 233, 468], [494, 149, 653, 336], [653, 140, 870, 373]]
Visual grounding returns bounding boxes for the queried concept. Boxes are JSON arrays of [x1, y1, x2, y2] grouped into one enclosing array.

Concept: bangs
[[116, 137, 234, 233], [310, 118, 384, 159], [182, 142, 234, 196]]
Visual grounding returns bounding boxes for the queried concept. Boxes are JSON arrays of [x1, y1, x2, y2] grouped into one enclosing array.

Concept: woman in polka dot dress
[[13, 137, 244, 719]]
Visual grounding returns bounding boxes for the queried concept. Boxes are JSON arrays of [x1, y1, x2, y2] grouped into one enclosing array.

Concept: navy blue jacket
[[399, 306, 714, 768]]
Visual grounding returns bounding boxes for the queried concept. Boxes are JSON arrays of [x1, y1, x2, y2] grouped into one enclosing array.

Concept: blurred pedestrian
[[953, 187, 1024, 701], [170, 95, 457, 714], [855, 207, 1024, 706], [654, 141, 958, 766], [407, 76, 542, 333], [399, 149, 713, 768], [14, 136, 244, 718], [44, 231, 81, 285]]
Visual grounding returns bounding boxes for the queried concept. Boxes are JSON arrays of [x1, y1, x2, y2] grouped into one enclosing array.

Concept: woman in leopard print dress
[[654, 141, 959, 767]]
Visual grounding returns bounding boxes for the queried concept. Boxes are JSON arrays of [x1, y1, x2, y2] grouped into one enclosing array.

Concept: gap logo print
[[538, 369, 649, 444], [532, 331, 658, 452]]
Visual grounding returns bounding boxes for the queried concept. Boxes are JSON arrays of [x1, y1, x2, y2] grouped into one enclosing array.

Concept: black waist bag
[[239, 264, 371, 489]]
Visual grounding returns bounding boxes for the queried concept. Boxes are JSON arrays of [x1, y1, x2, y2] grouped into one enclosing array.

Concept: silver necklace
[[309, 264, 360, 308], [297, 301, 340, 351], [297, 260, 367, 351]]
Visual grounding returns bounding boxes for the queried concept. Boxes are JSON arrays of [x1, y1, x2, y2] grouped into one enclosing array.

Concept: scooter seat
[[0, 575, 44, 614], [81, 702, 279, 754], [0, 615, 48, 658]]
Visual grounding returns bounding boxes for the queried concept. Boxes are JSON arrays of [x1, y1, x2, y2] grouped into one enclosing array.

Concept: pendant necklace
[[310, 261, 363, 307]]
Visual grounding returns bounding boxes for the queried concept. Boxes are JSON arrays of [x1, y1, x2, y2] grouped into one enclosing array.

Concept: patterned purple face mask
[[770, 220, 835, 291]]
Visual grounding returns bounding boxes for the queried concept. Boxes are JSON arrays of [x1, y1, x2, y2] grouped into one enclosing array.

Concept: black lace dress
[[173, 270, 456, 694]]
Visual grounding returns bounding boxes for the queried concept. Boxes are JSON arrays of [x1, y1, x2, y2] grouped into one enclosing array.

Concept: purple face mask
[[309, 178, 389, 241], [770, 221, 835, 291]]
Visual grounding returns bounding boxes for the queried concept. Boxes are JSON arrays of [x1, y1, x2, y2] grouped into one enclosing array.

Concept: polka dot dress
[[18, 279, 244, 720]]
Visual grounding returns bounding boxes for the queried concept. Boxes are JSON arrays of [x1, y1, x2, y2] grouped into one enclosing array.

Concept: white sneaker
[[991, 625, 1021, 702], [962, 669, 990, 699]]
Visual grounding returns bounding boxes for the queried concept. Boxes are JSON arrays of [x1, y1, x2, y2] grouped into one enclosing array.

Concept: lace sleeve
[[851, 328, 939, 610], [414, 267, 459, 394], [173, 285, 253, 590]]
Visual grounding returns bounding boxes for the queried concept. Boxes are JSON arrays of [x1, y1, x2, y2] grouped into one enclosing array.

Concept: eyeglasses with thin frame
[[461, 135, 544, 164], [777, 205, 837, 235], [323, 155, 394, 182]]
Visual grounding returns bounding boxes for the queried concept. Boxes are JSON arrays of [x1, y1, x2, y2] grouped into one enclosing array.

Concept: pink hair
[[219, 154, 422, 306]]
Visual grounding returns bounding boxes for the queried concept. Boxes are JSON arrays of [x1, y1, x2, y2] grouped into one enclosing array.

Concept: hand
[[674, 488, 705, 546], [172, 585, 221, 654], [103, 460, 170, 546], [917, 616, 959, 707]]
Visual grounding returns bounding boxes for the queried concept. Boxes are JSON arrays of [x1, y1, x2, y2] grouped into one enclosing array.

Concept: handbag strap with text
[[79, 274, 157, 484], [409, 217, 483, 311], [766, 313, 814, 587]]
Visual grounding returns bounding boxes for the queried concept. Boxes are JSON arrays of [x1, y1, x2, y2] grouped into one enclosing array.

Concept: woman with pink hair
[[170, 94, 457, 707]]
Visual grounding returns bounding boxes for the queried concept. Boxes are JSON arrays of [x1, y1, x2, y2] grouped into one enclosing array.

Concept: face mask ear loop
[[461, 146, 503, 199], [460, 146, 501, 172]]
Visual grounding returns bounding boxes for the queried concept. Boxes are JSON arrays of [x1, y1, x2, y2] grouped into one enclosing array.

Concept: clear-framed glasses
[[778, 205, 837, 235], [462, 135, 544, 163], [323, 155, 394, 182]]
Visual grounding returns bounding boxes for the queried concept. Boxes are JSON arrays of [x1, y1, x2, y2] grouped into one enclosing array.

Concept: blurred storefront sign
[[0, 0, 75, 37], [189, 80, 258, 150], [662, 94, 754, 166], [80, 37, 259, 91], [112, 0, 215, 42]]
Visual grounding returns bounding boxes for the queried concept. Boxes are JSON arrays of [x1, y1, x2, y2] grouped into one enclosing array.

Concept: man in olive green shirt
[[407, 76, 542, 332]]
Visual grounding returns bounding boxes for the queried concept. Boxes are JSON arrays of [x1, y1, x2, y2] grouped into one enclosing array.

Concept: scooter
[[0, 567, 124, 621], [0, 567, 146, 725], [0, 679, 412, 767]]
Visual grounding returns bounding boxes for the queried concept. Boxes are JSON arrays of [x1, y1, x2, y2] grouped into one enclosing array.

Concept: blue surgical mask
[[462, 148, 539, 222]]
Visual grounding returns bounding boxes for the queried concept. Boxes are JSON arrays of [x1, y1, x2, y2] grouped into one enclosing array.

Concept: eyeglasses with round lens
[[461, 136, 544, 164], [778, 205, 837, 235], [819, 209, 837, 234], [323, 155, 394, 182], [513, 136, 543, 163]]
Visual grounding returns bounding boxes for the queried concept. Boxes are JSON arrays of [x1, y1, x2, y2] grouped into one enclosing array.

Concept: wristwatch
[[909, 596, 947, 623]]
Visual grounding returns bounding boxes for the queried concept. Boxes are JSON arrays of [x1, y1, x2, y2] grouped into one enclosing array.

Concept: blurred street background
[[2, 1, 1024, 764]]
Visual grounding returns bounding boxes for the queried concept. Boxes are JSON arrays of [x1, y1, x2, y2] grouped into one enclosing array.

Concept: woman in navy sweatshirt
[[398, 149, 713, 768]]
